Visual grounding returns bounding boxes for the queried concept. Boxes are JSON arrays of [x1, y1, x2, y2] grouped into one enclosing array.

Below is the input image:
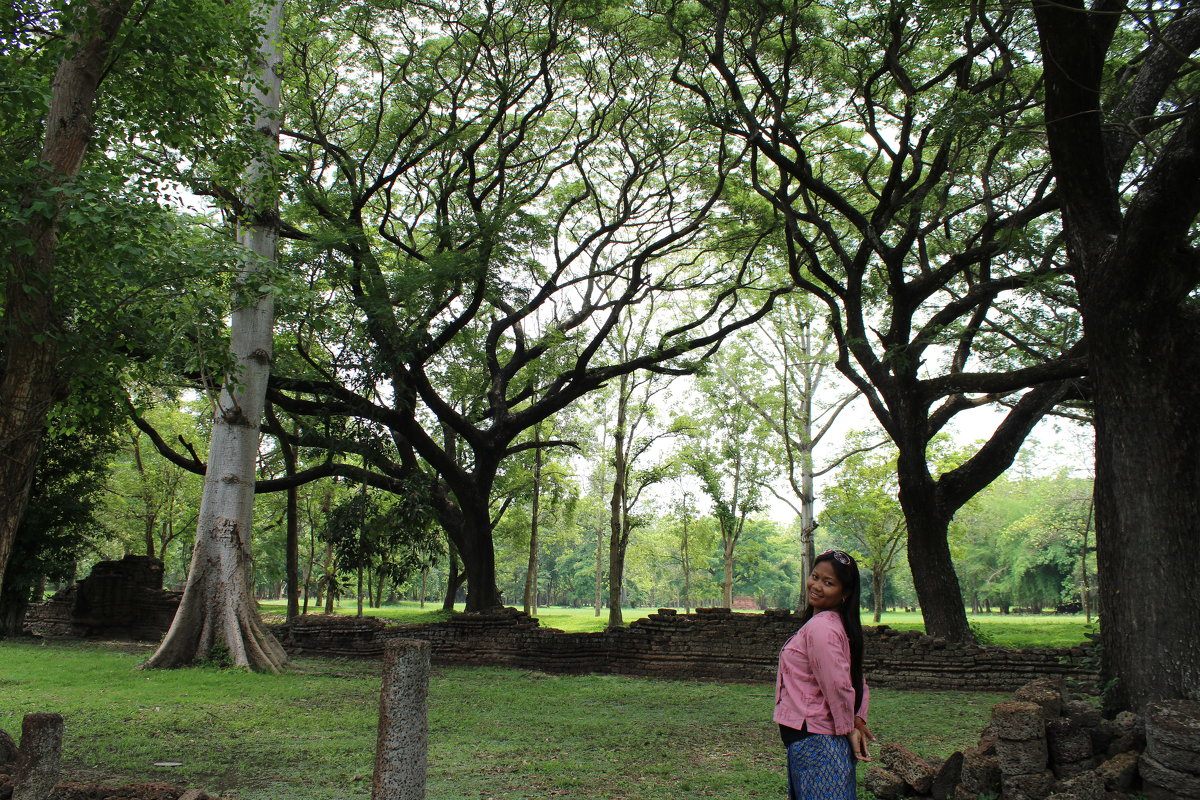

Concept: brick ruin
[[23, 555, 180, 641], [276, 606, 1099, 693], [863, 680, 1200, 800]]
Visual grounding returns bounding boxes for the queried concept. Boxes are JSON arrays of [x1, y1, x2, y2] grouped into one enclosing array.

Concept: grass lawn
[[0, 639, 1007, 800], [261, 600, 1095, 648]]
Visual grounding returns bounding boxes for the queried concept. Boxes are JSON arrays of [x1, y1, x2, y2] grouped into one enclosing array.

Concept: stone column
[[372, 638, 430, 800], [1140, 700, 1200, 800], [12, 713, 64, 800], [992, 700, 1053, 800]]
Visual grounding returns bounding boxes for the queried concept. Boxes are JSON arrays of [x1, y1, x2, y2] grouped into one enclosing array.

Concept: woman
[[775, 549, 876, 800]]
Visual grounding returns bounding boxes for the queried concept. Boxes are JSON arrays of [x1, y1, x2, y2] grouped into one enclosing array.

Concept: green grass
[[870, 611, 1095, 649], [261, 600, 1095, 648], [0, 639, 1006, 800]]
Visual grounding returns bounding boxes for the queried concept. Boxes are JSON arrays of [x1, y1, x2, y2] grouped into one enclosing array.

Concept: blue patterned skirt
[[785, 734, 856, 800]]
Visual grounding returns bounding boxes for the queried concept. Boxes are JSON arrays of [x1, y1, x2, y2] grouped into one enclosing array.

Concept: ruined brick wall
[[24, 555, 181, 641], [276, 607, 1097, 692]]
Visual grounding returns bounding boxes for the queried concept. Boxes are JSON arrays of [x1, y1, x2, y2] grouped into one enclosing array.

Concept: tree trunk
[[1089, 303, 1200, 710], [722, 540, 734, 608], [449, 495, 501, 611], [430, 478, 500, 611], [593, 523, 604, 617], [442, 544, 461, 611], [266, 407, 301, 621], [608, 376, 629, 627], [284, 444, 300, 621], [523, 427, 543, 616], [873, 572, 884, 623], [681, 515, 691, 614], [898, 468, 973, 643], [142, 0, 286, 672], [1034, 0, 1200, 711], [1081, 495, 1093, 625], [796, 464, 816, 613], [0, 0, 133, 593], [796, 387, 817, 609], [323, 538, 336, 613]]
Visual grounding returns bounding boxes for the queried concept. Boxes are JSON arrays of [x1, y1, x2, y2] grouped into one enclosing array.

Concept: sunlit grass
[[258, 600, 1093, 647]]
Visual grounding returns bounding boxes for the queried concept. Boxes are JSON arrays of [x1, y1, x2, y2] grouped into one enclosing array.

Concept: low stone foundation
[[275, 606, 1098, 693]]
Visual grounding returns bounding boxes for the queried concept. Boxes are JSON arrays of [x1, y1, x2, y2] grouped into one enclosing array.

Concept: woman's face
[[806, 559, 846, 612]]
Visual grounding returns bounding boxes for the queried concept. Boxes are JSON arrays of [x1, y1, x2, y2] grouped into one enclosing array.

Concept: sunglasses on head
[[822, 549, 852, 565]]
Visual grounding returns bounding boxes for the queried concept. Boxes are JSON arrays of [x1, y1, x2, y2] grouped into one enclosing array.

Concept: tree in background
[[103, 408, 204, 578], [321, 484, 437, 615], [821, 441, 907, 622], [952, 471, 1094, 616], [729, 518, 800, 610], [0, 422, 117, 635], [665, 478, 700, 612], [606, 369, 677, 626], [709, 303, 877, 605], [684, 353, 771, 608]]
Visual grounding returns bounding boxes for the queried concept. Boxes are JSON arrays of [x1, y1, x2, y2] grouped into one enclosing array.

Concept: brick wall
[[276, 606, 1098, 693], [25, 555, 181, 641]]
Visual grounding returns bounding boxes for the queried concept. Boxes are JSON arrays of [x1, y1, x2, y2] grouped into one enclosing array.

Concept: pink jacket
[[773, 610, 869, 735]]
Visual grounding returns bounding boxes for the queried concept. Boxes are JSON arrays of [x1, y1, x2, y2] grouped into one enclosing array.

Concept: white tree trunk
[[144, 0, 286, 672]]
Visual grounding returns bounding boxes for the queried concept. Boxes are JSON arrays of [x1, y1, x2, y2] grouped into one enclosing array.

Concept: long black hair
[[800, 549, 865, 716]]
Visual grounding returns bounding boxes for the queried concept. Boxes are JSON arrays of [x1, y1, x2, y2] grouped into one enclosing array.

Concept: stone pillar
[[372, 638, 430, 800], [1140, 700, 1200, 800], [992, 701, 1053, 800], [12, 713, 64, 800]]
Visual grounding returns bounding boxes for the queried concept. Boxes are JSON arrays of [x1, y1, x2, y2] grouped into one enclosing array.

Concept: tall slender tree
[[144, 0, 287, 671]]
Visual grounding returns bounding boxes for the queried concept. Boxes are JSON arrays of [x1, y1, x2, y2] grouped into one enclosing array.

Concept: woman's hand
[[849, 720, 876, 761]]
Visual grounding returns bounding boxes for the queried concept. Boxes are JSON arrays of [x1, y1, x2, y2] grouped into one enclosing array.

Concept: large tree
[[246, 0, 787, 611], [1033, 0, 1200, 710], [658, 0, 1087, 641], [0, 0, 135, 594]]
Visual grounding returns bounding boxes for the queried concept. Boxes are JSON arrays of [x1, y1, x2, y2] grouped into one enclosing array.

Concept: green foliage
[[195, 642, 235, 670], [322, 483, 439, 593], [969, 621, 995, 646], [0, 413, 120, 632], [952, 470, 1095, 614]]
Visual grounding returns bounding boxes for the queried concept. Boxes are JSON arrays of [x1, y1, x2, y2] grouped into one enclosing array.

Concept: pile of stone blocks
[[863, 679, 1200, 800]]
